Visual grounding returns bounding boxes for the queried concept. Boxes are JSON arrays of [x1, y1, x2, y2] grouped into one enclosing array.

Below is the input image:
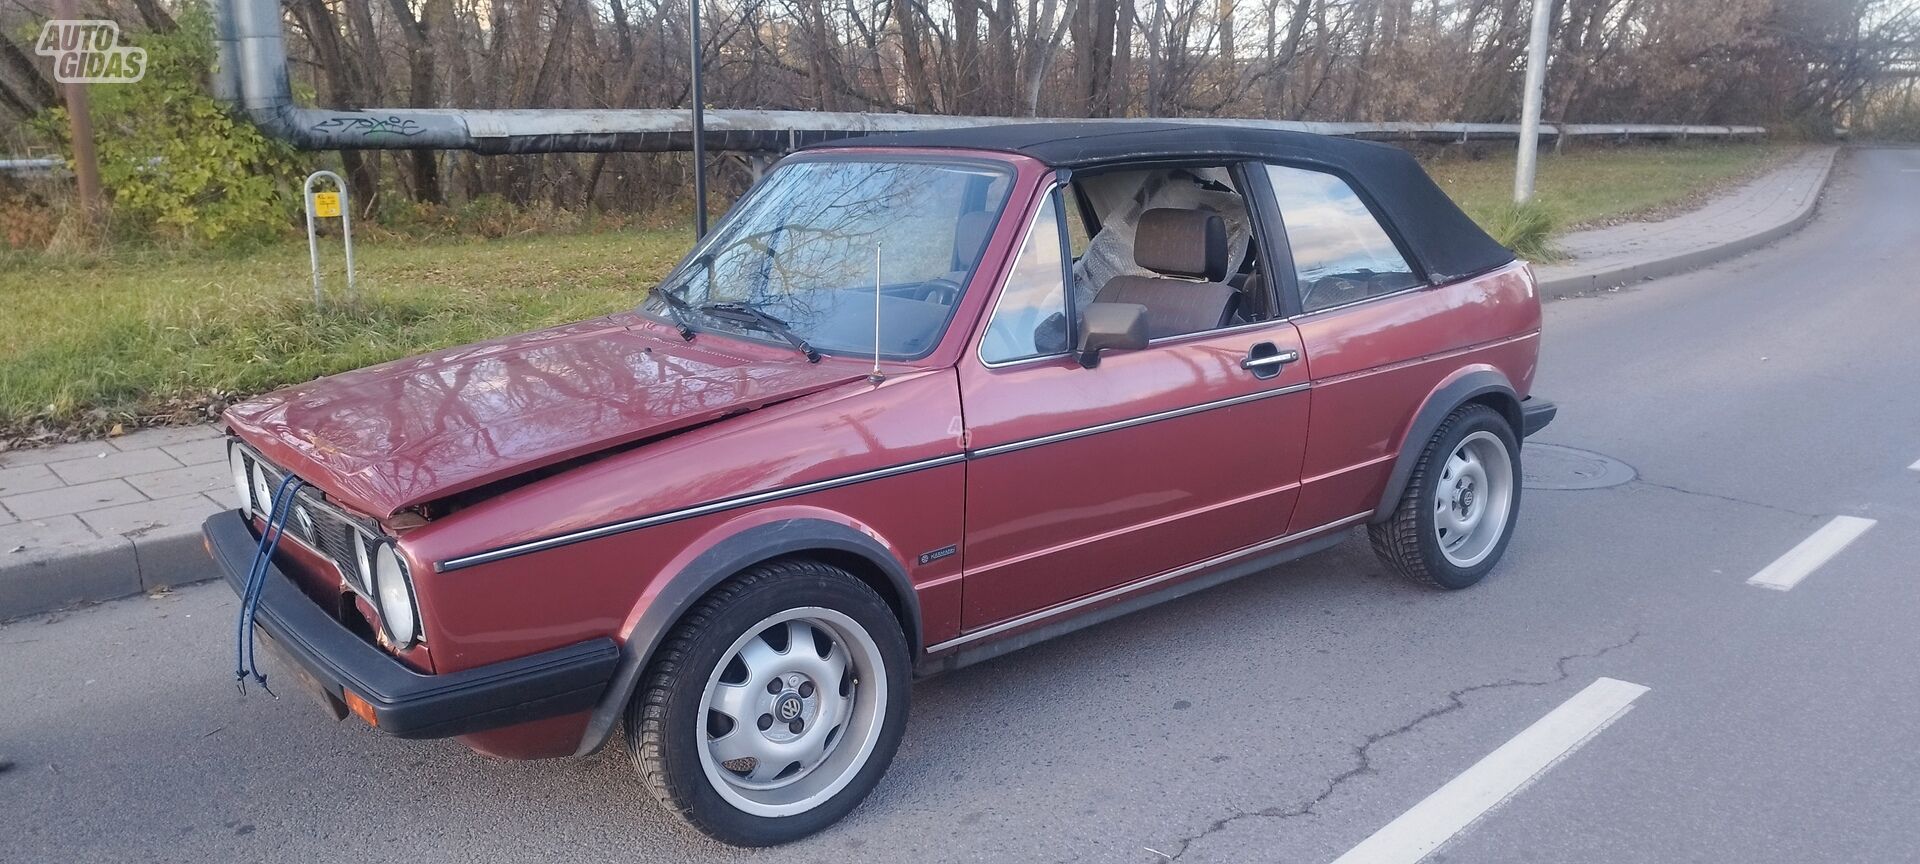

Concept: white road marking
[[1329, 677, 1649, 864], [1908, 457, 1920, 471], [1746, 515, 1876, 591]]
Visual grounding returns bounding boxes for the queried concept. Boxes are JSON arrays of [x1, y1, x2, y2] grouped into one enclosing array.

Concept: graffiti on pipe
[[310, 116, 427, 138]]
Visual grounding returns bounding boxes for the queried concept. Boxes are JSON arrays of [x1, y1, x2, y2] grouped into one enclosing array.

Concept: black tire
[[1369, 403, 1522, 590], [626, 559, 911, 846]]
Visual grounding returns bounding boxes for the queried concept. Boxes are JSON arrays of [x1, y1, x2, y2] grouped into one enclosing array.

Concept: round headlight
[[372, 542, 418, 646], [250, 460, 274, 515], [228, 447, 251, 511]]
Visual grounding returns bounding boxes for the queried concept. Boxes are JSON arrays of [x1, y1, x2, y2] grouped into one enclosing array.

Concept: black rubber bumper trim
[[203, 510, 619, 740], [1521, 396, 1557, 438]]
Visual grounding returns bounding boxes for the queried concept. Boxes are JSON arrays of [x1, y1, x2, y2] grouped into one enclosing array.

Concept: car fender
[[571, 506, 920, 756], [1369, 366, 1520, 523]]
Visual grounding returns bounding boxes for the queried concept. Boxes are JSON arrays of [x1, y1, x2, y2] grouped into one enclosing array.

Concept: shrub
[[1482, 200, 1558, 261], [35, 2, 304, 247]]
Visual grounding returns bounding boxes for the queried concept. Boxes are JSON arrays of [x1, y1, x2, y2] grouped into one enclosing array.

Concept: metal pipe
[[209, 0, 241, 105], [210, 0, 1761, 156]]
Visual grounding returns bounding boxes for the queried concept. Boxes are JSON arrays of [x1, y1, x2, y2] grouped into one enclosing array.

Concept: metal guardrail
[[0, 157, 64, 176], [2, 120, 1765, 175], [588, 113, 1768, 153]]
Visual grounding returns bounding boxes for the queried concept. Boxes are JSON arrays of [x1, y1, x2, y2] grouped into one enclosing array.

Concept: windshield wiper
[[653, 284, 698, 341], [700, 302, 821, 363]]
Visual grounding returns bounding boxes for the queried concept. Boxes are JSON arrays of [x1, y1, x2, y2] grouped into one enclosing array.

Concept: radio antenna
[[869, 243, 886, 384]]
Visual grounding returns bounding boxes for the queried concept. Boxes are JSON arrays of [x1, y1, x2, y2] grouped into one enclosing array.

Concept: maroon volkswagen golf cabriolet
[[207, 122, 1552, 845]]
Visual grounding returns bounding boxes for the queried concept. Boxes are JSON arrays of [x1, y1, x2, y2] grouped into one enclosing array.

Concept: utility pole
[[689, 0, 709, 239], [55, 0, 104, 231], [1513, 0, 1554, 203]]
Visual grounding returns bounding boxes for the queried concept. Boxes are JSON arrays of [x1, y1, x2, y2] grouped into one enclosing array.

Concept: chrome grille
[[236, 445, 378, 598]]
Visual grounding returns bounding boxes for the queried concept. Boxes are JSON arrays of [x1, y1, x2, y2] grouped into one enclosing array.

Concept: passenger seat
[[1094, 208, 1237, 339]]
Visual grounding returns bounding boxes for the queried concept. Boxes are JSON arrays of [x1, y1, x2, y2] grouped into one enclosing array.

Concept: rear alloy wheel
[[627, 560, 909, 846], [1369, 403, 1521, 589]]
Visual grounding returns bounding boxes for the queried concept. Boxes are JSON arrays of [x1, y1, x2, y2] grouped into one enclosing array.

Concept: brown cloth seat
[[1093, 208, 1237, 339]]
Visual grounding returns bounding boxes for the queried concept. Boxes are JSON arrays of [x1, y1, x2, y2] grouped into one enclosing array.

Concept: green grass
[[0, 142, 1785, 438], [0, 228, 689, 437], [1425, 142, 1784, 256]]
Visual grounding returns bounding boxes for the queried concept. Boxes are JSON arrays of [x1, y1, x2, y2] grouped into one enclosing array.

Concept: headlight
[[228, 446, 252, 511], [372, 542, 419, 646]]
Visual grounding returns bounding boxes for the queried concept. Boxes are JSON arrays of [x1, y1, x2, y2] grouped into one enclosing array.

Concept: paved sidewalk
[[0, 146, 1846, 621], [1534, 146, 1837, 298], [0, 426, 231, 618]]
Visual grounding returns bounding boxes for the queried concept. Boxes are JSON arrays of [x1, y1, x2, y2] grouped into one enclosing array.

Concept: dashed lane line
[[1328, 677, 1650, 864], [1746, 516, 1877, 592]]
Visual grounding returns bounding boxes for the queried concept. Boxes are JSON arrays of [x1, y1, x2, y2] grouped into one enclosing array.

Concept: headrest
[[953, 211, 996, 270], [1132, 208, 1228, 281]]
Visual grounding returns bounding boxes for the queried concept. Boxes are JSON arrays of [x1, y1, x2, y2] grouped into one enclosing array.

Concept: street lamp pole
[[1514, 0, 1554, 203], [689, 0, 709, 239]]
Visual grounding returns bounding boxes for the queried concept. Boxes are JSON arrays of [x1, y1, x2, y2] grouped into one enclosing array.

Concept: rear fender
[[1369, 367, 1520, 523]]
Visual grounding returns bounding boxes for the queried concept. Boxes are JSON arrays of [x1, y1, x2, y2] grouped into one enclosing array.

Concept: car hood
[[225, 315, 867, 517]]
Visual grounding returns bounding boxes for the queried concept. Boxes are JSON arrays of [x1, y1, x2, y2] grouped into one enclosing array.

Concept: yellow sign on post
[[311, 191, 341, 218]]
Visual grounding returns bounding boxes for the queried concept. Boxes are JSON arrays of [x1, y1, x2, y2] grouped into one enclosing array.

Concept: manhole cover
[[1522, 443, 1636, 490]]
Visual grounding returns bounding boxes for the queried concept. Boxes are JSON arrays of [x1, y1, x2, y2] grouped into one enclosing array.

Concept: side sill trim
[[970, 382, 1310, 458], [924, 509, 1372, 654], [436, 453, 966, 572]]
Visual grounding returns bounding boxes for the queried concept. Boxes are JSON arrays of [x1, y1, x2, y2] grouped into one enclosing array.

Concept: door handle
[[1240, 351, 1299, 370], [1240, 343, 1298, 379]]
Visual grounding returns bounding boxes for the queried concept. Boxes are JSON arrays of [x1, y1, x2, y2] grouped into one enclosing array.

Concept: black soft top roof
[[806, 121, 1515, 283]]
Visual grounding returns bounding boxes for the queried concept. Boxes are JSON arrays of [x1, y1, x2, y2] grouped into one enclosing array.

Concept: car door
[[1255, 162, 1517, 534], [955, 176, 1312, 632]]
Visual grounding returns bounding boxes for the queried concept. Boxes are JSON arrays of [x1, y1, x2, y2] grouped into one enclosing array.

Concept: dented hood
[[225, 315, 866, 517]]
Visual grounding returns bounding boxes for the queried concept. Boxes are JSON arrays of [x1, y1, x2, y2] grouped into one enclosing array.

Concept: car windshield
[[645, 157, 1014, 359]]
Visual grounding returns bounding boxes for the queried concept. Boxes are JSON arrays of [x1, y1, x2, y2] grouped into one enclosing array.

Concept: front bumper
[[1521, 397, 1557, 437], [204, 510, 619, 739]]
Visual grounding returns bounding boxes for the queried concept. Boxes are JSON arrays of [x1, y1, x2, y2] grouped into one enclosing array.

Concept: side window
[[1264, 164, 1423, 313], [980, 193, 1070, 364]]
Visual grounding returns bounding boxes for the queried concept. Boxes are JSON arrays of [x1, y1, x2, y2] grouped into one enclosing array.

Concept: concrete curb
[[1535, 147, 1839, 301], [1, 522, 208, 622]]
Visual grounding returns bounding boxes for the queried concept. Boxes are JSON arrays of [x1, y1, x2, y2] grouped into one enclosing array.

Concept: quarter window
[[1264, 164, 1423, 313], [980, 193, 1072, 364]]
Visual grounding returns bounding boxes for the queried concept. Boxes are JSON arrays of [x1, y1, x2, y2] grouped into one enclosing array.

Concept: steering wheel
[[1301, 276, 1366, 312], [915, 277, 963, 305]]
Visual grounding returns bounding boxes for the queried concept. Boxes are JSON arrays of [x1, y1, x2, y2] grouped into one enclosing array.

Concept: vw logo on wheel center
[[774, 693, 803, 723]]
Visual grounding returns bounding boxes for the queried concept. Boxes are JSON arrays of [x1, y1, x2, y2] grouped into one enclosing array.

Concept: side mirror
[[1077, 302, 1149, 368]]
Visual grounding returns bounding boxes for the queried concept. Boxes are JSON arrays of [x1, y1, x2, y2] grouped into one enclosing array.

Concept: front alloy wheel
[[696, 608, 887, 816], [628, 559, 909, 846]]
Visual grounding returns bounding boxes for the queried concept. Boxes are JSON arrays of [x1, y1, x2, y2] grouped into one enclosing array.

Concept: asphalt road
[[5, 147, 1919, 864]]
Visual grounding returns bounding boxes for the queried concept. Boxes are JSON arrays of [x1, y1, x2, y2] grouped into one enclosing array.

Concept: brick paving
[[1, 425, 231, 617]]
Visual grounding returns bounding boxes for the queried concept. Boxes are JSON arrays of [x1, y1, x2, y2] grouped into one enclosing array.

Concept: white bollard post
[[303, 170, 356, 308]]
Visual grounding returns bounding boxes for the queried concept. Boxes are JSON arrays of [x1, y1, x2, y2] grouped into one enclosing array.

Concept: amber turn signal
[[343, 690, 378, 728]]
